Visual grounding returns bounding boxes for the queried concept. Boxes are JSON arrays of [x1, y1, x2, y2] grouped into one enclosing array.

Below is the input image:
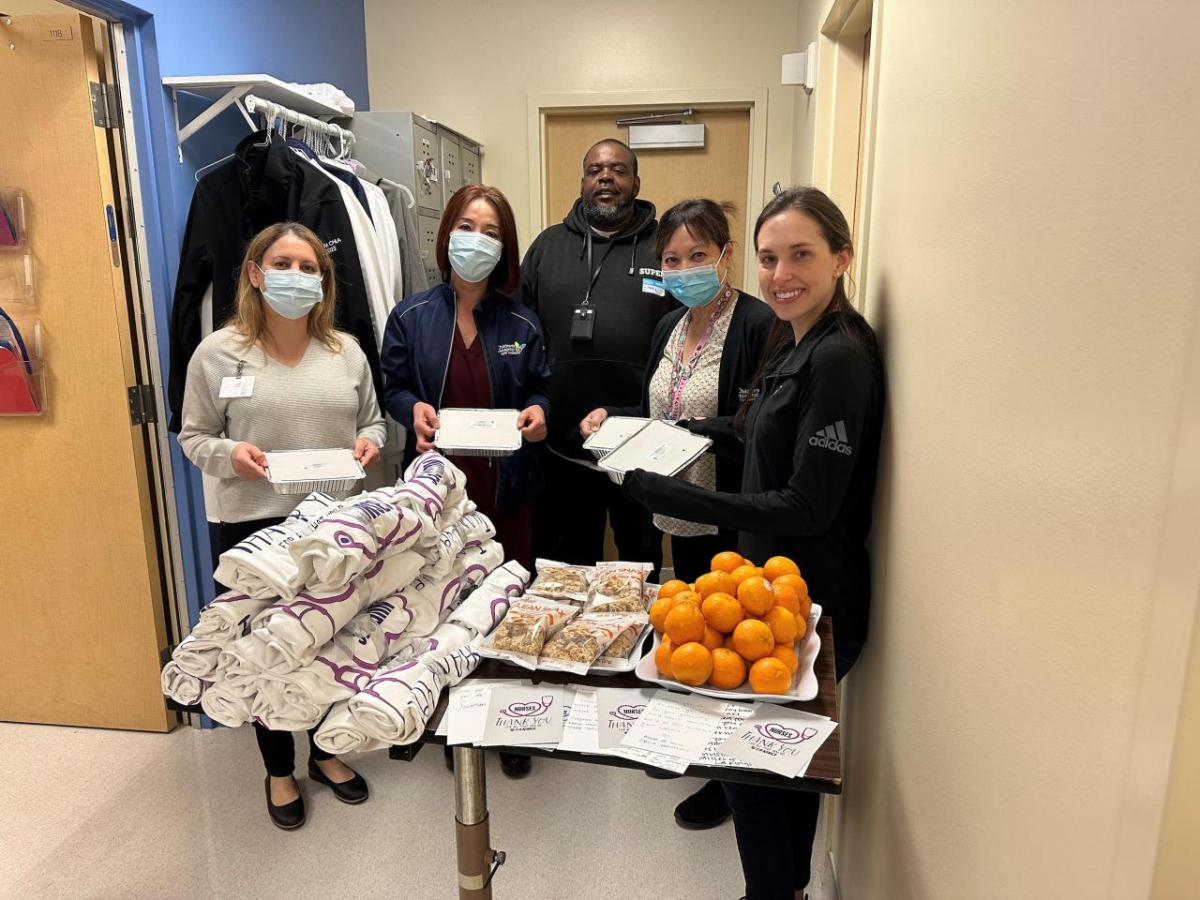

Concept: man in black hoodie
[[521, 139, 673, 570]]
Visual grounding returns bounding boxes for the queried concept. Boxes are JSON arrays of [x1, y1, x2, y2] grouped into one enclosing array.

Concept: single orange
[[748, 657, 792, 694], [701, 625, 724, 651], [728, 564, 760, 587], [796, 594, 812, 622], [731, 619, 774, 661], [671, 589, 702, 609], [764, 607, 799, 644], [655, 636, 676, 677], [771, 573, 809, 602], [702, 591, 745, 634], [710, 550, 745, 574], [658, 579, 690, 599], [771, 643, 800, 673], [708, 648, 748, 690], [670, 642, 713, 686], [737, 576, 776, 616], [772, 582, 801, 615], [762, 556, 801, 583], [664, 600, 706, 645], [649, 596, 677, 634], [695, 570, 737, 599]]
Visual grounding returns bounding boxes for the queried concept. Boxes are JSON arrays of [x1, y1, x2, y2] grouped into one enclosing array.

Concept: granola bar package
[[527, 558, 594, 605], [538, 611, 649, 674], [601, 623, 646, 661], [478, 596, 579, 669], [585, 561, 653, 613]]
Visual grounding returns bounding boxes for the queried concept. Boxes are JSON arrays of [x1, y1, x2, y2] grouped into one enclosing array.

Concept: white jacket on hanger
[[360, 178, 404, 302]]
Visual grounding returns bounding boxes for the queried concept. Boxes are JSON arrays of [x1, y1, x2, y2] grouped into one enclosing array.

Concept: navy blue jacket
[[381, 283, 552, 511]]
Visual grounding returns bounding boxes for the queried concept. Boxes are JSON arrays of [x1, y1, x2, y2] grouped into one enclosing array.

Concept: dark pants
[[533, 450, 662, 576], [212, 515, 339, 777], [667, 530, 732, 583], [723, 639, 865, 900]]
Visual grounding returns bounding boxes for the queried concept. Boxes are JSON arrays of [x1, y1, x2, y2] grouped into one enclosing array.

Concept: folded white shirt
[[161, 661, 204, 706], [200, 682, 251, 727]]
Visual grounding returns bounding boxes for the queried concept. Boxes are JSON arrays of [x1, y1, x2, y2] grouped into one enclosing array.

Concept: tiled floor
[[0, 721, 746, 899]]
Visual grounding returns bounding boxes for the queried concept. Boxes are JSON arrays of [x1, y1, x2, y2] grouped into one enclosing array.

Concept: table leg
[[454, 745, 502, 899]]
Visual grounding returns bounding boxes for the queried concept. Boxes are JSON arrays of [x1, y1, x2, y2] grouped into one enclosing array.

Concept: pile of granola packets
[[477, 560, 654, 673]]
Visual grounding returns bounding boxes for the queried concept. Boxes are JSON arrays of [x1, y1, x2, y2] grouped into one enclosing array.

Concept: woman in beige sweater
[[179, 222, 385, 830]]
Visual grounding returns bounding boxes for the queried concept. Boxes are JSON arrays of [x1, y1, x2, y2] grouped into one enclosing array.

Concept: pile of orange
[[650, 552, 812, 694]]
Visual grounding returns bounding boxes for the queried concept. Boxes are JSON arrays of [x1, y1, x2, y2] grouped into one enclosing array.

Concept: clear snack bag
[[527, 558, 595, 605], [478, 596, 579, 669], [538, 611, 649, 674], [601, 623, 645, 660], [586, 561, 653, 613]]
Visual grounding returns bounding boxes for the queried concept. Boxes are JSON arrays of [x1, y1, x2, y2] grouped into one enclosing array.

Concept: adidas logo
[[809, 420, 853, 455]]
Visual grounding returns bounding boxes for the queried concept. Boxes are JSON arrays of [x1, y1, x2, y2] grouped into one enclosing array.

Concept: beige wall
[[811, 1, 1200, 898], [365, 0, 813, 250]]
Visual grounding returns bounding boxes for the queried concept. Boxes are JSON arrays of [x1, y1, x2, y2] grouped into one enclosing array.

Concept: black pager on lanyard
[[570, 303, 595, 341]]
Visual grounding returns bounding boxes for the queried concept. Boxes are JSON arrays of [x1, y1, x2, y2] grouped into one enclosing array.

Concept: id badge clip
[[570, 304, 595, 342]]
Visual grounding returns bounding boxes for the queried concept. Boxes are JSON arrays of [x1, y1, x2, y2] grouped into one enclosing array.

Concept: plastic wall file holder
[[0, 314, 43, 415], [0, 188, 26, 251]]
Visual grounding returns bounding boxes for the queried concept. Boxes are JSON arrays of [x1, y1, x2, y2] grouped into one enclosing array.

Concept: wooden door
[[544, 108, 752, 290], [0, 14, 171, 731]]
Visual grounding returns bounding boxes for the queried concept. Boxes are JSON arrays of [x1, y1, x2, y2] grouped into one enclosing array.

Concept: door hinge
[[128, 384, 157, 425], [90, 81, 120, 129]]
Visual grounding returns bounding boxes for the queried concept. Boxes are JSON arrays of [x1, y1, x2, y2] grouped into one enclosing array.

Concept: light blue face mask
[[662, 246, 728, 308], [256, 265, 324, 319], [448, 230, 503, 283]]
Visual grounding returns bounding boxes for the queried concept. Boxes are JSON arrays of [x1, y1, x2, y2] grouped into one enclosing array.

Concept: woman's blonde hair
[[229, 222, 342, 352]]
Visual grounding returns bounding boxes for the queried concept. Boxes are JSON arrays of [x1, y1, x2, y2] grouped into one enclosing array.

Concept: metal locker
[[440, 131, 462, 198], [461, 142, 481, 186], [411, 120, 441, 214], [417, 212, 441, 287]]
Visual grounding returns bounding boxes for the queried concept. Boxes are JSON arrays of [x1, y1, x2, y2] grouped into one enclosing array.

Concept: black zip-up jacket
[[604, 291, 776, 496], [380, 283, 552, 511], [520, 198, 674, 457], [624, 311, 885, 645], [166, 130, 379, 431]]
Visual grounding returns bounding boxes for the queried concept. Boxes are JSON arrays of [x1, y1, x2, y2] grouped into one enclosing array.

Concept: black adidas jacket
[[624, 311, 885, 645], [604, 291, 776, 496], [520, 198, 674, 456], [166, 131, 379, 432]]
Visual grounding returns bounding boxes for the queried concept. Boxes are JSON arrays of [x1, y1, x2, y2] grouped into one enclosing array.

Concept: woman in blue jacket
[[381, 184, 551, 569], [623, 187, 885, 900]]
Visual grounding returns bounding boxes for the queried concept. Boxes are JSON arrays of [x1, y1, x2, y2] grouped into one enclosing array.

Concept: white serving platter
[[635, 603, 823, 703]]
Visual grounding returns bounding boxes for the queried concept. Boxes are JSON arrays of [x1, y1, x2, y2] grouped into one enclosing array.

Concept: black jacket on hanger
[[166, 130, 380, 432]]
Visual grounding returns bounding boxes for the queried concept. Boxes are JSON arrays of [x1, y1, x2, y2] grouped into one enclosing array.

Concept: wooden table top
[[392, 616, 842, 794]]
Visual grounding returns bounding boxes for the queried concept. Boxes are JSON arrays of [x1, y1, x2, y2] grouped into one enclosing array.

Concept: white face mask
[[256, 264, 324, 319], [448, 231, 502, 283]]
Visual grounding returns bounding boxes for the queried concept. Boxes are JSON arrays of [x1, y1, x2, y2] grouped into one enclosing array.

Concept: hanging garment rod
[[244, 94, 355, 150]]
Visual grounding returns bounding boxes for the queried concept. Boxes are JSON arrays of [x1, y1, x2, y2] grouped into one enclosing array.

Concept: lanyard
[[582, 231, 617, 306], [666, 287, 733, 420]]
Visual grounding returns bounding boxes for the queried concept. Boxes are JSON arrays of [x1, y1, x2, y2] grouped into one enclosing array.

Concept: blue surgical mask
[[448, 231, 502, 284], [256, 265, 324, 319], [662, 247, 728, 308]]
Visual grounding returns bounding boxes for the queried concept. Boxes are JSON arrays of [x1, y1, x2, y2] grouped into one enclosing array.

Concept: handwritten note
[[445, 682, 493, 745], [717, 705, 838, 778], [559, 687, 600, 754], [699, 702, 756, 770], [620, 690, 726, 764]]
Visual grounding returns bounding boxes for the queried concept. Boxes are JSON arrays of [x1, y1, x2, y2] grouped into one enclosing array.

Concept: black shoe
[[499, 752, 531, 779], [308, 759, 369, 804], [674, 780, 731, 830], [264, 776, 306, 830]]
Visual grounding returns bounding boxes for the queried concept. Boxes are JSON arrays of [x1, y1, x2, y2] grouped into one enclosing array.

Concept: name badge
[[642, 277, 665, 297], [219, 376, 254, 398]]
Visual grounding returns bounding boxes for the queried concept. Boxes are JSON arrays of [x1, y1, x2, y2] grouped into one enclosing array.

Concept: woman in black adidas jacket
[[623, 187, 885, 900]]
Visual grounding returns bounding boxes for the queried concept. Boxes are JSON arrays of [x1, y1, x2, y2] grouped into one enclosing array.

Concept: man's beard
[[581, 196, 634, 228]]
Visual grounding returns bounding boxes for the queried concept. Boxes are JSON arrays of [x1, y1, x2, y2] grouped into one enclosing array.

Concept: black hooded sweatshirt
[[520, 198, 674, 456]]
